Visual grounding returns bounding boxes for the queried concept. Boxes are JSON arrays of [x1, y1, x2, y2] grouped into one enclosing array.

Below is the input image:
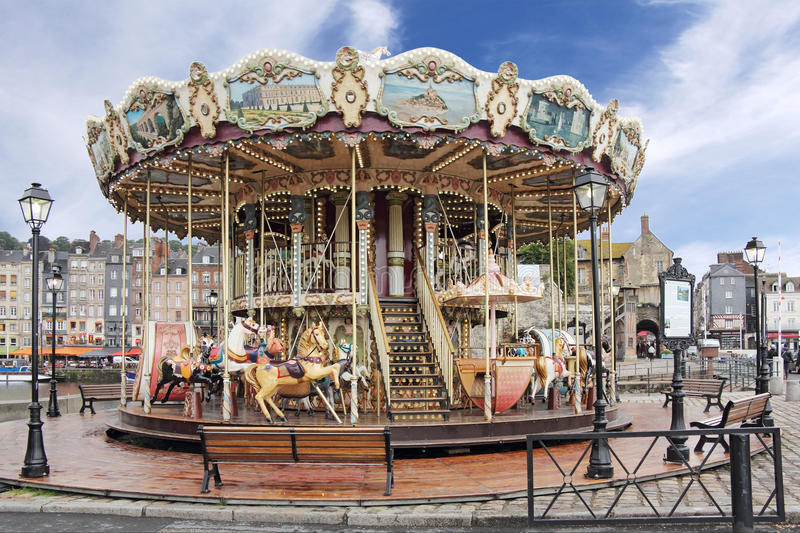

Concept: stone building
[[763, 273, 800, 352], [190, 245, 221, 336], [103, 234, 133, 348], [696, 262, 746, 349], [65, 234, 107, 346]]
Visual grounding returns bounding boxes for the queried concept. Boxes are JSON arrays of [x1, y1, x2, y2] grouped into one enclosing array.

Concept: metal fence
[[526, 427, 783, 527]]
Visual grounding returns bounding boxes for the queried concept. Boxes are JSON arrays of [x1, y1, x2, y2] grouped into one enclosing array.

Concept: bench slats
[[690, 393, 771, 453], [199, 424, 394, 496]]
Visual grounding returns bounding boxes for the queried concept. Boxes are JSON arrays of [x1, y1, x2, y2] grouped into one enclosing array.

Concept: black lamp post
[[46, 265, 63, 417], [744, 237, 773, 426], [574, 168, 614, 479], [208, 290, 218, 339], [18, 182, 53, 478]]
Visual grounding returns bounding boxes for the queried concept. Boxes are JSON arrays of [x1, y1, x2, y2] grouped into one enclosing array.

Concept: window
[[69, 305, 77, 315], [89, 289, 95, 300], [135, 308, 141, 319], [9, 307, 15, 317], [154, 282, 161, 291], [202, 255, 210, 265], [0, 307, 4, 317], [725, 291, 733, 299], [192, 289, 198, 302], [98, 289, 103, 299], [176, 268, 182, 275], [24, 277, 30, 288], [154, 311, 161, 321], [772, 282, 779, 292], [175, 282, 182, 292], [110, 287, 118, 298], [578, 268, 586, 285], [79, 290, 86, 299], [89, 275, 94, 285], [80, 305, 86, 316], [109, 305, 117, 316], [175, 310, 182, 321], [88, 306, 94, 317], [725, 319, 733, 329], [788, 282, 796, 293], [70, 274, 76, 283], [160, 268, 165, 276], [111, 255, 119, 263], [80, 260, 87, 269], [192, 272, 198, 283], [23, 322, 30, 332], [155, 296, 161, 306], [0, 275, 6, 284], [80, 275, 86, 283], [135, 263, 142, 272], [23, 292, 30, 303], [730, 277, 735, 285], [24, 266, 30, 274], [79, 321, 86, 331], [788, 301, 796, 312], [789, 318, 796, 327], [70, 289, 76, 298], [725, 305, 733, 314], [213, 272, 219, 284], [98, 275, 103, 285], [0, 291, 5, 299], [10, 275, 16, 283], [24, 307, 31, 318], [9, 290, 16, 301], [175, 296, 181, 307], [202, 272, 210, 284], [719, 278, 725, 286], [773, 302, 780, 312], [110, 270, 117, 280], [70, 260, 78, 269], [135, 292, 141, 304]]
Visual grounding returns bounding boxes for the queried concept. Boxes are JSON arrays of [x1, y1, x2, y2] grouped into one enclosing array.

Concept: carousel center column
[[331, 192, 350, 291], [355, 191, 373, 307], [386, 192, 407, 297], [289, 196, 306, 308], [422, 194, 440, 283]]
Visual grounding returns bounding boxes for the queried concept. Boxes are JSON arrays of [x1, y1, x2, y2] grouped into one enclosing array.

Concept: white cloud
[[0, 0, 400, 243], [623, 0, 800, 179]]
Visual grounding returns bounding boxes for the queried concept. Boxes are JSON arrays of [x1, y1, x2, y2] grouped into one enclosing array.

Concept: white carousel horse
[[244, 321, 344, 423], [526, 328, 574, 404], [205, 317, 276, 375]]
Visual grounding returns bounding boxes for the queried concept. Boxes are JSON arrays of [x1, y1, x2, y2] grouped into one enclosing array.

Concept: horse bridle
[[299, 325, 327, 361]]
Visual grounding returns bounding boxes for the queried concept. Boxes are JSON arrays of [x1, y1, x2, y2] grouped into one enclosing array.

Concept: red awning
[[767, 332, 798, 339], [108, 347, 142, 357]]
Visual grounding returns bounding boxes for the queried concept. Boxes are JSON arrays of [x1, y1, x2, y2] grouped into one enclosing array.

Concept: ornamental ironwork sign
[[659, 258, 695, 350]]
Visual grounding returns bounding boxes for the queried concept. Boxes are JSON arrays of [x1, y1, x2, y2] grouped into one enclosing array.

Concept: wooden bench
[[662, 378, 726, 413], [198, 425, 394, 495], [689, 393, 771, 453], [79, 383, 134, 414]]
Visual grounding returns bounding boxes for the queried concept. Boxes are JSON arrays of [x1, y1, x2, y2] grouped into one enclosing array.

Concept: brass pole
[[351, 148, 358, 369], [512, 195, 518, 338], [572, 171, 579, 346], [260, 173, 265, 328], [164, 212, 169, 321], [120, 196, 128, 407], [188, 154, 193, 330], [547, 180, 554, 355], [143, 172, 152, 413], [222, 150, 232, 422], [608, 198, 615, 373], [555, 231, 562, 332], [482, 151, 491, 422]]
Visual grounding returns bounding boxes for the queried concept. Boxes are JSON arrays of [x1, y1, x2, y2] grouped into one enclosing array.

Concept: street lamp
[[744, 237, 773, 426], [574, 168, 613, 479], [45, 265, 64, 417], [18, 182, 53, 478], [208, 290, 218, 339]]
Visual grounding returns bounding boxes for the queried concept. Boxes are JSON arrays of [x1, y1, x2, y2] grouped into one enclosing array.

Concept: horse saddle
[[273, 358, 305, 379]]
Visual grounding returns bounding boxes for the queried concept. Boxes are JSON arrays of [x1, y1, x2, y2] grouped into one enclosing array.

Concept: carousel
[[84, 46, 646, 449]]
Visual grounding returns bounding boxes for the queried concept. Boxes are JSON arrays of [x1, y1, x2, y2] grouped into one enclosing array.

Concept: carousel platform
[[110, 397, 631, 449], [1, 401, 759, 506]]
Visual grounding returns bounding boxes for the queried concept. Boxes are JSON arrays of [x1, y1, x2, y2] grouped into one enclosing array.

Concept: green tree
[[0, 231, 23, 250], [517, 239, 575, 296], [51, 236, 71, 251]]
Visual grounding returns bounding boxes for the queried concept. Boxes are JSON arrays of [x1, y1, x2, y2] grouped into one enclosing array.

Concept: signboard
[[663, 279, 692, 337], [710, 314, 744, 330], [659, 258, 695, 348]]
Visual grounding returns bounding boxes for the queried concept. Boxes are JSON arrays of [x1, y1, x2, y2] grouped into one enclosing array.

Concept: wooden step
[[390, 409, 450, 421]]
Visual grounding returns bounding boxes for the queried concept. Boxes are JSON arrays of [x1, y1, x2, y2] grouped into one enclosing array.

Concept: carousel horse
[[152, 345, 216, 403], [245, 320, 343, 423], [198, 336, 224, 397], [277, 356, 354, 418], [531, 339, 572, 403], [205, 317, 284, 375]]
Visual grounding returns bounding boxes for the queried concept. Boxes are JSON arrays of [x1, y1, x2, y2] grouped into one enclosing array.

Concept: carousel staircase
[[379, 297, 450, 422]]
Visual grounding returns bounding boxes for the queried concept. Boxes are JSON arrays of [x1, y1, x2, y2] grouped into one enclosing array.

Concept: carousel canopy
[[85, 47, 646, 245]]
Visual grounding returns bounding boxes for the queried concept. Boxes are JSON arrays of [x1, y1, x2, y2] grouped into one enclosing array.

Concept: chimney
[[114, 234, 124, 248], [48, 248, 55, 264], [89, 231, 100, 254], [640, 214, 650, 236]]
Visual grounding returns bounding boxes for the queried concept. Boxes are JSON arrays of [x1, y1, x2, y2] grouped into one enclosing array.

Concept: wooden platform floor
[[0, 401, 757, 505]]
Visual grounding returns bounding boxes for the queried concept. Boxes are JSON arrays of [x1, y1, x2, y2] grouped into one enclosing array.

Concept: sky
[[0, 0, 798, 279]]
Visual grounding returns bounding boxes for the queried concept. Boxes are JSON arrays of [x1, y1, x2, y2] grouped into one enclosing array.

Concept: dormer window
[[202, 256, 210, 264], [160, 268, 166, 276], [176, 268, 183, 275], [787, 282, 795, 293], [772, 282, 779, 292]]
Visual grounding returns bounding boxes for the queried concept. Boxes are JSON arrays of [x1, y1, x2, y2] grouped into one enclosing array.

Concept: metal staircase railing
[[414, 248, 455, 403], [367, 266, 392, 417]]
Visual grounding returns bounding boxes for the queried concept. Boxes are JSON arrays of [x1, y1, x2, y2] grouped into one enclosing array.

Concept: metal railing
[[415, 248, 455, 402], [299, 241, 354, 293], [233, 246, 292, 299], [526, 426, 783, 527], [429, 241, 510, 292], [367, 266, 392, 418]]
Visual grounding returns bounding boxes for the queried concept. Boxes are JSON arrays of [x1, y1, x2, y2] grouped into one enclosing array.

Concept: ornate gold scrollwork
[[188, 62, 220, 139], [486, 61, 519, 138], [331, 47, 368, 128]]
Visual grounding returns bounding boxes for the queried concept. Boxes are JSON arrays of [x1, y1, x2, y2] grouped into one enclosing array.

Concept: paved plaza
[[0, 387, 798, 531]]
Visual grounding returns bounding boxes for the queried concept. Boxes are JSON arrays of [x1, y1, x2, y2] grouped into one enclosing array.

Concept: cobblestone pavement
[[1, 393, 798, 531]]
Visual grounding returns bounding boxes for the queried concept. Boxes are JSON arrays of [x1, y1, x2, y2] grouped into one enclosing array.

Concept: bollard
[[771, 376, 784, 395], [730, 433, 754, 533], [786, 380, 800, 401]]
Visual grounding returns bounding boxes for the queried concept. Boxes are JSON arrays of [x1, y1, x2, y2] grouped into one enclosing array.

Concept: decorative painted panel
[[523, 89, 591, 152], [124, 86, 187, 154], [376, 56, 479, 132], [225, 57, 327, 133]]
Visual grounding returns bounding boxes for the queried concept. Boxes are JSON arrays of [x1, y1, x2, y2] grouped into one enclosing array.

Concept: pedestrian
[[783, 348, 794, 376], [648, 343, 655, 359]]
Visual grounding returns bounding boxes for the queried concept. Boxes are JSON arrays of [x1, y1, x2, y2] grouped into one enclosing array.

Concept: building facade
[[697, 263, 746, 349]]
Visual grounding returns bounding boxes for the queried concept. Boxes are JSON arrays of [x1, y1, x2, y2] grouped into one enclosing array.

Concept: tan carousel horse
[[244, 321, 344, 423]]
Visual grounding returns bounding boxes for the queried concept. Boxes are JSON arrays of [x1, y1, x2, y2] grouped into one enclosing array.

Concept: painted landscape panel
[[380, 73, 477, 130], [227, 72, 324, 132], [525, 93, 590, 148], [614, 127, 639, 170], [126, 94, 185, 151]]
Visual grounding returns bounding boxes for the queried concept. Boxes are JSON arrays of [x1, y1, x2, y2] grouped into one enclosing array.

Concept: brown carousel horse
[[152, 345, 216, 403], [244, 321, 344, 423]]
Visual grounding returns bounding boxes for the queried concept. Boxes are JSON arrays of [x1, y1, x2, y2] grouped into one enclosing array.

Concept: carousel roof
[[84, 47, 647, 244]]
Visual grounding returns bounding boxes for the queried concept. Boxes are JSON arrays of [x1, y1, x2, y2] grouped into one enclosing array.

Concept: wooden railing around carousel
[[414, 248, 456, 403], [367, 265, 392, 418], [233, 246, 292, 300]]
